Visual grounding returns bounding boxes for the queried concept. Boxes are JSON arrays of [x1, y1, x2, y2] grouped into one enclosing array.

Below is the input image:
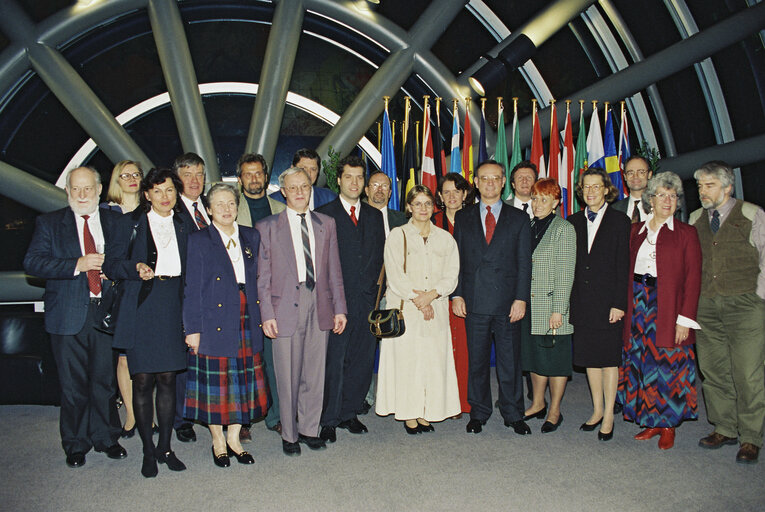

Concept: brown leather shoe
[[736, 443, 760, 464], [698, 432, 737, 449], [658, 428, 675, 450], [239, 426, 252, 443]]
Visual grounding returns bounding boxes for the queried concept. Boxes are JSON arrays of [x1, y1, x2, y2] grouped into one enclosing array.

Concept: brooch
[[244, 247, 253, 259]]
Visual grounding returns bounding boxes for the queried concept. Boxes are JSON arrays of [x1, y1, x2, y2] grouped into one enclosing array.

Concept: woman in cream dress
[[375, 185, 461, 434]]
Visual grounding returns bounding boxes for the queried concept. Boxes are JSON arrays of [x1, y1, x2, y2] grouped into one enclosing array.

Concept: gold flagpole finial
[[604, 101, 610, 114], [549, 99, 556, 132], [435, 97, 442, 119], [497, 96, 503, 114], [513, 97, 519, 114], [480, 97, 487, 114], [383, 96, 390, 112], [565, 99, 571, 114], [591, 99, 598, 113]]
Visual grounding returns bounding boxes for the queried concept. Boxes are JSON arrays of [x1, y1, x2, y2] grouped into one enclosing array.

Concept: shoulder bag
[[368, 231, 407, 338]]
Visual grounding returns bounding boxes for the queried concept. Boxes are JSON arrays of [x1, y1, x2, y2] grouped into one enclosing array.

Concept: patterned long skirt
[[620, 281, 698, 428], [184, 290, 270, 425]]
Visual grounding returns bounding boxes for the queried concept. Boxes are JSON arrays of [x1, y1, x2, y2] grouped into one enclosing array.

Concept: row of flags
[[379, 96, 633, 217]]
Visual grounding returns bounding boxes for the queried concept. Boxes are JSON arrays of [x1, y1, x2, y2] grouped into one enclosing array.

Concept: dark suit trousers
[[321, 312, 376, 426], [50, 302, 120, 455], [465, 313, 524, 423]]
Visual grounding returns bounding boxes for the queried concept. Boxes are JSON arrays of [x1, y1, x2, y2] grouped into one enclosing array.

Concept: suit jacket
[[269, 186, 337, 209], [568, 205, 630, 328], [452, 202, 532, 315], [237, 192, 286, 227], [529, 215, 576, 335], [315, 199, 385, 314], [24, 207, 122, 335], [255, 209, 347, 337], [183, 223, 263, 357], [624, 220, 702, 348], [103, 210, 194, 350], [388, 208, 407, 230], [178, 195, 208, 231]]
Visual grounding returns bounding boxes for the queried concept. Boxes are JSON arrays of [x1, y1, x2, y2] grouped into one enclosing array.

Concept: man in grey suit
[[256, 167, 348, 456]]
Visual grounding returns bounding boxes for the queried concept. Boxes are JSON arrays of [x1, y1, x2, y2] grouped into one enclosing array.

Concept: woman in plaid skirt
[[183, 183, 269, 467]]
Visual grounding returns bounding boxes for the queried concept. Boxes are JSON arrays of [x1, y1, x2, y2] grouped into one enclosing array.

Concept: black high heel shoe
[[598, 427, 614, 441], [227, 444, 255, 464], [404, 422, 421, 435], [212, 446, 230, 468], [580, 417, 603, 432], [155, 449, 186, 471], [416, 420, 434, 433], [541, 414, 563, 433], [523, 404, 548, 421], [120, 425, 136, 439]]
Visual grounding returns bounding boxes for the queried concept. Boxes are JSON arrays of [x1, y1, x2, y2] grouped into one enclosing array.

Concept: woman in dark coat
[[104, 168, 193, 477], [183, 183, 269, 467], [568, 167, 630, 441]]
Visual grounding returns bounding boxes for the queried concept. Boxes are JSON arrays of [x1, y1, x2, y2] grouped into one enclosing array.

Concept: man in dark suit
[[24, 166, 126, 467], [171, 152, 208, 443], [270, 148, 337, 209], [316, 156, 385, 443], [256, 166, 347, 456], [365, 170, 407, 236], [452, 160, 532, 435]]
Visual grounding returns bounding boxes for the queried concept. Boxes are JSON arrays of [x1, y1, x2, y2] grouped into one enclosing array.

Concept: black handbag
[[96, 213, 140, 335], [368, 232, 407, 338]]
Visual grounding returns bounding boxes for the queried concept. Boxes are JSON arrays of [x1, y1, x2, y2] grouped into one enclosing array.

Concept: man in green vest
[[690, 161, 765, 464]]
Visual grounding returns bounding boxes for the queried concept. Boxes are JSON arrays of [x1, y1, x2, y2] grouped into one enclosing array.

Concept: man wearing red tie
[[24, 166, 125, 468], [452, 160, 532, 436]]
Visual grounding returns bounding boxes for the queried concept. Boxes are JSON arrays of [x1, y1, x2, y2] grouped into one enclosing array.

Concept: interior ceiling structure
[[0, 0, 764, 282]]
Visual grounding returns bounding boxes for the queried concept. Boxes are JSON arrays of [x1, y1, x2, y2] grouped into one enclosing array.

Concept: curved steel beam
[[0, 272, 44, 302], [0, 160, 67, 212], [148, 0, 219, 181], [661, 133, 765, 179]]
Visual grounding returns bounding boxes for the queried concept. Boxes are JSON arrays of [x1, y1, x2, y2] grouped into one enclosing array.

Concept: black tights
[[132, 371, 176, 456]]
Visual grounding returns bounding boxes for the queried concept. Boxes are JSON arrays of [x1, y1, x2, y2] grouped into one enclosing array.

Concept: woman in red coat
[[433, 173, 474, 414], [619, 171, 702, 450]]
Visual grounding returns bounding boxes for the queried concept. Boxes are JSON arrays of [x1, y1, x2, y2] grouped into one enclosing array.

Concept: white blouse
[[215, 223, 245, 284], [147, 209, 181, 276]]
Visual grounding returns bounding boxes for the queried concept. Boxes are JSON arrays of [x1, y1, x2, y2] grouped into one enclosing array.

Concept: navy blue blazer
[[24, 207, 122, 335], [103, 210, 194, 350], [452, 202, 532, 315], [183, 223, 263, 357], [269, 186, 337, 209], [315, 198, 385, 314]]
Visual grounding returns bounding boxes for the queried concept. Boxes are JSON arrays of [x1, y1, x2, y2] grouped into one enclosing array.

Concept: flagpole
[[579, 99, 585, 125], [549, 98, 556, 139], [480, 97, 486, 117], [435, 97, 442, 121], [497, 96, 503, 119], [422, 95, 430, 164], [531, 98, 537, 133], [403, 96, 411, 145], [376, 122, 381, 152]]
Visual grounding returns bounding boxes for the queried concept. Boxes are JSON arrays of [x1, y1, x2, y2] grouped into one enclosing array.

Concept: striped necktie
[[193, 201, 208, 229], [710, 210, 720, 233], [298, 213, 315, 291], [81, 215, 102, 296]]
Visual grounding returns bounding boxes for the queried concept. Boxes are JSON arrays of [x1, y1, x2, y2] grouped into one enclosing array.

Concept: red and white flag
[[421, 104, 437, 195], [531, 102, 547, 178]]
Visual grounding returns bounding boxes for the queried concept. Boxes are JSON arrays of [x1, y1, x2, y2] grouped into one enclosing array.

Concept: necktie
[[711, 210, 720, 234], [350, 205, 358, 226], [523, 203, 529, 214], [81, 215, 102, 296], [193, 201, 208, 229], [586, 208, 597, 222], [631, 200, 641, 224], [485, 205, 496, 244], [298, 213, 315, 291]]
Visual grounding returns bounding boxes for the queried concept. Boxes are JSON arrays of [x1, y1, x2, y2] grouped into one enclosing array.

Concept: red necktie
[[81, 215, 101, 296], [350, 205, 358, 226], [485, 205, 496, 244], [193, 201, 208, 229]]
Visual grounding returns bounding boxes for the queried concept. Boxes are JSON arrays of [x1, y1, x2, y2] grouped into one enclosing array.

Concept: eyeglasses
[[624, 169, 649, 177], [410, 201, 433, 209], [368, 183, 390, 190], [477, 175, 502, 183], [119, 172, 142, 180], [654, 193, 678, 201], [582, 184, 603, 191], [284, 184, 312, 194]]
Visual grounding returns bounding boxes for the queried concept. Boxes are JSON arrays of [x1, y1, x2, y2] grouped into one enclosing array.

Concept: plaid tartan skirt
[[184, 290, 270, 425]]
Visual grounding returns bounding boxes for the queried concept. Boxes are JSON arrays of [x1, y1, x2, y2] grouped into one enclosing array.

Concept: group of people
[[24, 146, 764, 478]]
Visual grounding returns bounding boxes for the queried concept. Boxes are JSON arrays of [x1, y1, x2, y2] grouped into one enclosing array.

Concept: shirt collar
[[639, 213, 674, 234], [339, 195, 360, 216], [480, 198, 502, 212], [709, 196, 735, 218], [147, 208, 174, 223], [586, 202, 608, 222]]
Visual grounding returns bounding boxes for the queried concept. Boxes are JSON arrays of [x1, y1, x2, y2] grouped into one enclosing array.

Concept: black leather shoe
[[598, 428, 614, 441], [337, 417, 368, 434], [156, 450, 186, 471], [239, 426, 252, 443], [417, 421, 434, 433], [227, 444, 255, 464], [282, 440, 301, 456], [466, 419, 485, 434], [66, 452, 86, 468], [523, 404, 548, 421], [175, 425, 196, 443], [541, 414, 563, 434], [120, 425, 136, 439], [95, 443, 127, 460], [141, 455, 157, 478], [320, 426, 336, 443], [580, 418, 603, 432], [405, 422, 421, 435], [505, 420, 532, 435], [298, 434, 327, 450], [212, 446, 231, 467]]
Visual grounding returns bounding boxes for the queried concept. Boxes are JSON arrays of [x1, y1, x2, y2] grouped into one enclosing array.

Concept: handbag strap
[[372, 229, 407, 311]]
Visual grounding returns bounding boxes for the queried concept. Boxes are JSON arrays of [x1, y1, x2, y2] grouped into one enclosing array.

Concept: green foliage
[[322, 146, 341, 193], [635, 141, 661, 172]]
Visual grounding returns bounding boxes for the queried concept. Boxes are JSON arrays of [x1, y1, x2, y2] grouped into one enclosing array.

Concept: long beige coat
[[375, 221, 461, 421]]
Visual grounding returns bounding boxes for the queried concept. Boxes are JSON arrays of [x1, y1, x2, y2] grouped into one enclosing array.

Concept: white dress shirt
[[379, 206, 391, 237], [215, 222, 245, 284], [585, 203, 607, 253], [286, 207, 317, 282], [147, 209, 182, 276], [626, 194, 649, 222], [512, 196, 533, 218], [339, 195, 361, 222]]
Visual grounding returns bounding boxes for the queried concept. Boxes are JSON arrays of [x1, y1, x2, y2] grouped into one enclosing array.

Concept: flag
[[586, 105, 604, 170], [560, 107, 574, 217], [449, 108, 461, 175], [531, 105, 546, 178], [603, 106, 623, 199], [478, 104, 489, 164], [548, 102, 560, 189], [380, 109, 399, 211], [504, 103, 522, 201], [462, 107, 474, 183], [421, 104, 437, 195], [618, 104, 631, 197], [573, 106, 588, 213], [495, 106, 510, 200]]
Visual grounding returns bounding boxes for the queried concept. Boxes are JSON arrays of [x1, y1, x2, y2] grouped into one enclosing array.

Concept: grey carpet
[[1, 371, 763, 511]]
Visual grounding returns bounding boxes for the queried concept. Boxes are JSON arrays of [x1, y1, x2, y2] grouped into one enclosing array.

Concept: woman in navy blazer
[[183, 183, 268, 468]]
